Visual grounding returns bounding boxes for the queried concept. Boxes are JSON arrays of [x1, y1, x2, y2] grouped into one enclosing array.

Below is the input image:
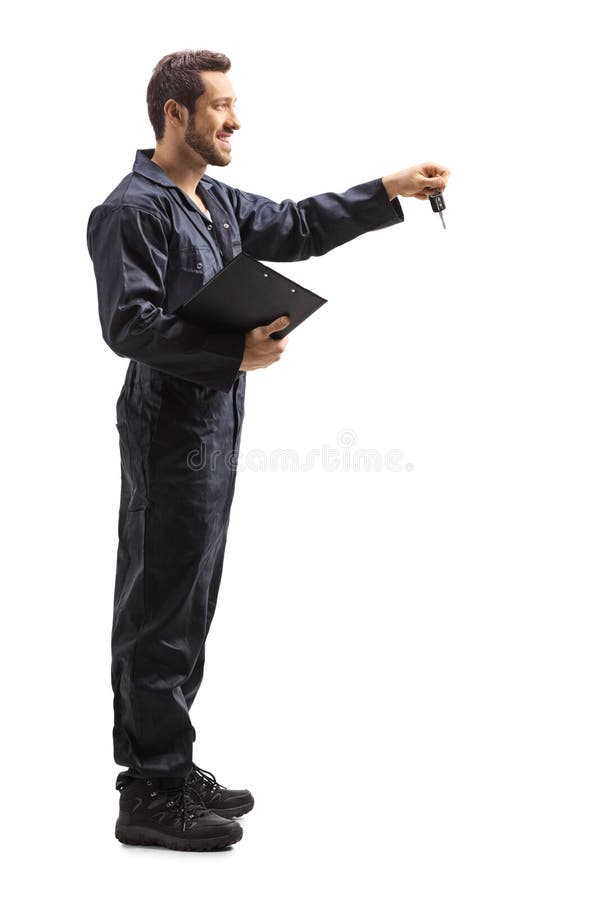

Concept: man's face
[[183, 71, 241, 167]]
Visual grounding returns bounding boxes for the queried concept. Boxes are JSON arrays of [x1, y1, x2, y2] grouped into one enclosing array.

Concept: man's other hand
[[240, 316, 290, 371]]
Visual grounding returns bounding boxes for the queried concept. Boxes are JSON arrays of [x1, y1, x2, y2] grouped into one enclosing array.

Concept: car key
[[429, 189, 446, 230]]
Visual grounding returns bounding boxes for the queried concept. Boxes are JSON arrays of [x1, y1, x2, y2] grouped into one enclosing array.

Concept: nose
[[227, 110, 241, 131]]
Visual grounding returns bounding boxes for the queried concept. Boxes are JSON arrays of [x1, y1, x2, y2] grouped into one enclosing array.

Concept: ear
[[163, 99, 187, 129]]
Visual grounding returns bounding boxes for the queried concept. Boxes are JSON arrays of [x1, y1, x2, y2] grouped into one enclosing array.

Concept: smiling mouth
[[216, 133, 232, 147]]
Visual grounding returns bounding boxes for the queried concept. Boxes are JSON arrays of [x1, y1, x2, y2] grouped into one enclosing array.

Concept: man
[[86, 49, 450, 852]]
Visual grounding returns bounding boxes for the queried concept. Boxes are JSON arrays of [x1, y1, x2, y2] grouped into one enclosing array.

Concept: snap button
[[223, 223, 230, 228], [207, 224, 213, 230], [196, 262, 203, 270]]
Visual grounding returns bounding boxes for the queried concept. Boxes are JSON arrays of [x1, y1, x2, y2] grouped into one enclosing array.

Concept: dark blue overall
[[86, 149, 404, 780]]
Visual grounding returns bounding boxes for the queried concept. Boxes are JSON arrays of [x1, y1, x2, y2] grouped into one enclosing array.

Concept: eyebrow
[[212, 96, 237, 103]]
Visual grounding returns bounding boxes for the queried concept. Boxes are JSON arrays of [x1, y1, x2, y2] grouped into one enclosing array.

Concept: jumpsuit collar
[[133, 148, 214, 192]]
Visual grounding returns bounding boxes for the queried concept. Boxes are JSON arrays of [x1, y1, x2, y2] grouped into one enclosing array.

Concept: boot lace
[[189, 764, 224, 800], [150, 780, 209, 832]]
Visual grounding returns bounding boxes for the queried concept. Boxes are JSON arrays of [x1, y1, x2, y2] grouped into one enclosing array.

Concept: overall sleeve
[[86, 204, 245, 392], [230, 176, 404, 262]]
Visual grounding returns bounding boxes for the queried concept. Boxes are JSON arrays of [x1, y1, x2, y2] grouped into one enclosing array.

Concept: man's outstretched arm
[[224, 161, 450, 263]]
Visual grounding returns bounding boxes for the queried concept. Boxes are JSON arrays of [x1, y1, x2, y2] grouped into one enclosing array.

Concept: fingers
[[241, 316, 290, 372], [263, 315, 290, 336], [422, 176, 448, 193], [244, 335, 287, 370], [422, 161, 451, 179], [419, 162, 451, 193]]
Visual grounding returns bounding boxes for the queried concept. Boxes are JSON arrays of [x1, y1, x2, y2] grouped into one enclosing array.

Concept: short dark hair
[[146, 49, 232, 141]]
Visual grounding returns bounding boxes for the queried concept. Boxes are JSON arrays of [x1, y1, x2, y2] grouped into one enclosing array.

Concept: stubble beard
[[184, 123, 230, 167]]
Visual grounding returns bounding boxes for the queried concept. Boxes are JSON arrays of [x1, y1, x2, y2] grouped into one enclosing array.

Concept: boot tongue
[[151, 775, 187, 792]]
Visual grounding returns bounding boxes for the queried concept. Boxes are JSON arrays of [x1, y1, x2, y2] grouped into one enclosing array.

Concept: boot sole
[[115, 822, 243, 851]]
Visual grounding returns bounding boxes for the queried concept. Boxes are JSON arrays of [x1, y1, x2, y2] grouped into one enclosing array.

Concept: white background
[[2, 0, 599, 896]]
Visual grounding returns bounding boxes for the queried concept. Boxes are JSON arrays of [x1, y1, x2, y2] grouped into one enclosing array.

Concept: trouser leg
[[181, 374, 244, 711], [181, 527, 229, 710], [110, 362, 245, 779]]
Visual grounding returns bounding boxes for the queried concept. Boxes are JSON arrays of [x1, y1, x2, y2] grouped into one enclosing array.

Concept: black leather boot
[[115, 775, 243, 851], [186, 764, 255, 818]]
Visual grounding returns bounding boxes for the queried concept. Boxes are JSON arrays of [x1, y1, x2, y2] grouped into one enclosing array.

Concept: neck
[[150, 144, 207, 196]]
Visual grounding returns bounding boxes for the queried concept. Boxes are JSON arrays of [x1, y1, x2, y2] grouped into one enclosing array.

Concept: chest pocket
[[165, 244, 220, 313]]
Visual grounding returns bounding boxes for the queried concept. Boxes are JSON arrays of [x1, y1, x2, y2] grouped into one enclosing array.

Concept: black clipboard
[[176, 251, 327, 340]]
